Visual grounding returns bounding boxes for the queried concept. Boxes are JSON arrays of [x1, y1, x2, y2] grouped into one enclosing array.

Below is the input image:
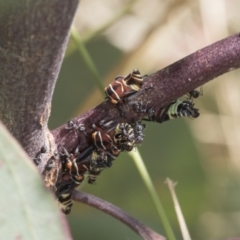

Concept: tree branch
[[52, 34, 240, 237], [72, 190, 166, 240], [0, 0, 79, 174], [52, 32, 240, 155]]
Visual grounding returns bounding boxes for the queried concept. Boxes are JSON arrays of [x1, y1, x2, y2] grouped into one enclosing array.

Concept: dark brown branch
[[0, 0, 79, 173], [72, 190, 240, 240], [72, 190, 166, 240], [52, 32, 240, 155]]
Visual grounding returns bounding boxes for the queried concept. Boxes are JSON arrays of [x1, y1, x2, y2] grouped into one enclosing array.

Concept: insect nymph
[[105, 69, 144, 104], [57, 118, 146, 214], [88, 120, 146, 183], [145, 99, 200, 123]]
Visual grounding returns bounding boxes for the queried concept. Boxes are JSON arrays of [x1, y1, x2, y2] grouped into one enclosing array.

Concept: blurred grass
[[71, 26, 105, 95], [50, 0, 240, 239], [129, 150, 176, 240], [166, 178, 192, 240]]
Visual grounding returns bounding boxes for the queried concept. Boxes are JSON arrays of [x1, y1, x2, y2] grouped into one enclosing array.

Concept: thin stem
[[72, 190, 166, 240], [129, 150, 177, 240], [165, 178, 191, 240], [71, 25, 105, 95]]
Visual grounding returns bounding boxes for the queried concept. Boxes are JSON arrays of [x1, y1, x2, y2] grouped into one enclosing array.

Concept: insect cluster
[[55, 69, 202, 214]]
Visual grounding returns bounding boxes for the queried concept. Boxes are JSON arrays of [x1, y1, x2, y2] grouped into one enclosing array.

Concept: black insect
[[45, 159, 54, 171], [168, 100, 200, 119], [57, 146, 88, 214], [144, 99, 200, 123], [56, 180, 75, 214], [84, 120, 146, 184], [40, 145, 47, 153], [60, 146, 87, 186], [187, 87, 203, 99], [115, 122, 146, 151], [87, 151, 113, 184], [132, 121, 146, 145], [92, 119, 146, 154], [66, 119, 85, 132], [59, 148, 112, 201], [57, 118, 146, 213], [33, 144, 48, 165]]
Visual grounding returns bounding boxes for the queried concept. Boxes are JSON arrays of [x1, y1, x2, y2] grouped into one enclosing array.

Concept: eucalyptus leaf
[[0, 122, 67, 240]]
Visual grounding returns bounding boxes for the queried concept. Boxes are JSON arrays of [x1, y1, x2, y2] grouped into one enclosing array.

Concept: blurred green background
[[49, 0, 240, 239]]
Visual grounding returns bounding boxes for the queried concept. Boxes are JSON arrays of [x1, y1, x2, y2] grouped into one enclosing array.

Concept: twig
[[165, 178, 191, 240], [72, 190, 166, 240]]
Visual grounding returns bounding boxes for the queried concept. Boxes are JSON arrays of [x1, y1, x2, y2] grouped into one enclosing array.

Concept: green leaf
[[0, 122, 67, 240]]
